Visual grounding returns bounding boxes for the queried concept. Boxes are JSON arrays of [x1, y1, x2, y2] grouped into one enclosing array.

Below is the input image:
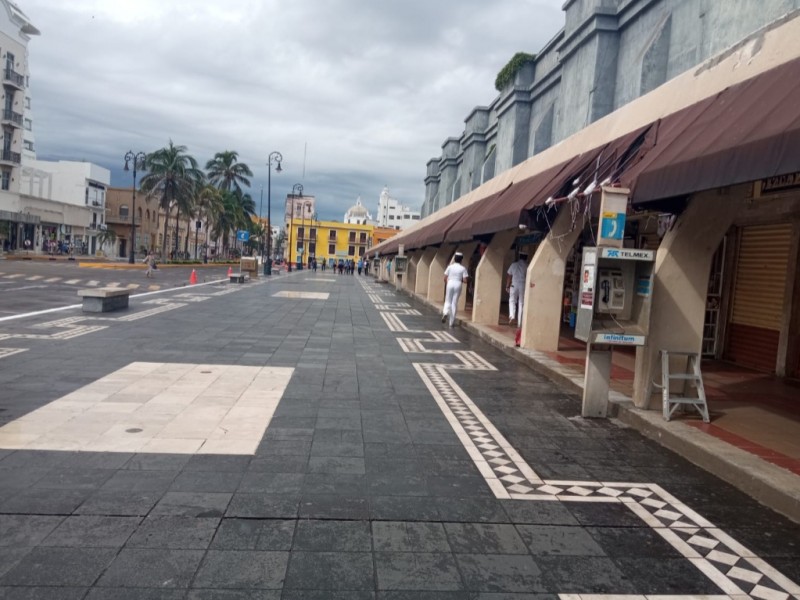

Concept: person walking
[[442, 252, 468, 328], [506, 251, 529, 326], [357, 258, 363, 276], [143, 251, 156, 278]]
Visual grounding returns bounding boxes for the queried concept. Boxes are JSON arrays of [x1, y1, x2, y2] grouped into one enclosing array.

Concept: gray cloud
[[24, 0, 564, 221]]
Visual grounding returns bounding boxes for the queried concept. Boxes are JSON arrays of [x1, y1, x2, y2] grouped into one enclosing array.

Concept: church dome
[[347, 198, 368, 216]]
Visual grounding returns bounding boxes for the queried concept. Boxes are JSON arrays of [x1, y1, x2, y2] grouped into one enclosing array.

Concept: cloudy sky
[[22, 0, 565, 221]]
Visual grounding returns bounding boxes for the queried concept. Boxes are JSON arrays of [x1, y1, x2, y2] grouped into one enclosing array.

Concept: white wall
[[25, 160, 110, 207]]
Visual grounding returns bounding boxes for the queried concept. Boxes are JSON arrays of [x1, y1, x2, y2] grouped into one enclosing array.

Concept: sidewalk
[[463, 311, 800, 522], [0, 272, 798, 597]]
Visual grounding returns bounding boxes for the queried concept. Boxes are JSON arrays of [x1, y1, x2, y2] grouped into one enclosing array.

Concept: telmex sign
[[600, 248, 655, 261]]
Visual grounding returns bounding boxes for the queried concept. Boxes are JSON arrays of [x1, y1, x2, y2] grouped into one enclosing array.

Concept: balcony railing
[[1, 109, 22, 126], [3, 68, 25, 89], [0, 149, 20, 164], [104, 212, 141, 224]]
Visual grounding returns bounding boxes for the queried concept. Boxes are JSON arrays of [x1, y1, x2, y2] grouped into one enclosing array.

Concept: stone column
[[455, 241, 479, 313], [428, 245, 454, 307], [473, 230, 517, 325], [415, 247, 437, 298], [520, 207, 585, 351], [405, 251, 420, 292], [633, 191, 746, 409]]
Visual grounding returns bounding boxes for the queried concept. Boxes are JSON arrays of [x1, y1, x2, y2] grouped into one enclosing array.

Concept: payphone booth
[[574, 186, 655, 417], [393, 255, 407, 289]]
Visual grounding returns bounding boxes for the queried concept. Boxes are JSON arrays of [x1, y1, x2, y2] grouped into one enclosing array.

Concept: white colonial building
[[376, 186, 420, 230]]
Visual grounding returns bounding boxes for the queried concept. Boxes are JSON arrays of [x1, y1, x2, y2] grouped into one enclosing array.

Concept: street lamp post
[[124, 151, 146, 264], [194, 220, 201, 260], [289, 183, 303, 271], [303, 200, 313, 269], [265, 152, 282, 275]]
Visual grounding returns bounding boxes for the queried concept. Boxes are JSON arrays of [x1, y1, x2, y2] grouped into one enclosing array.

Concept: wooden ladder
[[661, 350, 710, 423]]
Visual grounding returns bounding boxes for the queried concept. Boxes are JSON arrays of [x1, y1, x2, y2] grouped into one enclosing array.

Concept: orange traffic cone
[[190, 269, 197, 285], [227, 266, 233, 277]]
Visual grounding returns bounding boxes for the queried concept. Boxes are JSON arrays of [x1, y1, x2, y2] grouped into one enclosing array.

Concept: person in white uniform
[[442, 252, 468, 328], [506, 251, 529, 326]]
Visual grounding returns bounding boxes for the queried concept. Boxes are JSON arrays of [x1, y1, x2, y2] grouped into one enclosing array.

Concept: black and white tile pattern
[[360, 279, 800, 600]]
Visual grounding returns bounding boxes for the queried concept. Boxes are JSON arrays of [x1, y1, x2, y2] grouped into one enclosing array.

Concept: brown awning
[[630, 57, 800, 205], [444, 185, 511, 243], [400, 210, 457, 251]]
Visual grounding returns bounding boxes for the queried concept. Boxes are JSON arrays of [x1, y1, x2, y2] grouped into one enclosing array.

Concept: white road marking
[[4, 285, 48, 292], [44, 277, 62, 282], [64, 279, 80, 285], [360, 279, 800, 599], [26, 275, 44, 281], [3, 274, 24, 279], [272, 291, 329, 299], [86, 280, 100, 287], [0, 362, 293, 455]]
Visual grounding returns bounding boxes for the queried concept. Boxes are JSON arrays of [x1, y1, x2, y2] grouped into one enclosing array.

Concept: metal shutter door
[[725, 223, 792, 373]]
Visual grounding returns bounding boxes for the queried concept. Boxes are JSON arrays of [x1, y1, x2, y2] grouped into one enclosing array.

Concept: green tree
[[205, 151, 253, 195], [96, 228, 117, 256], [210, 190, 255, 254], [194, 184, 223, 257], [140, 141, 204, 257]]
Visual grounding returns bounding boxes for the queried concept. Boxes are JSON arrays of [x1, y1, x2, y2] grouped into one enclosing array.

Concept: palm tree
[[140, 141, 204, 257], [205, 151, 253, 195], [192, 184, 223, 258], [96, 229, 117, 257]]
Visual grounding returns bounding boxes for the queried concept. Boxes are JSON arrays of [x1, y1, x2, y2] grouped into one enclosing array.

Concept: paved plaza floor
[[0, 271, 798, 598]]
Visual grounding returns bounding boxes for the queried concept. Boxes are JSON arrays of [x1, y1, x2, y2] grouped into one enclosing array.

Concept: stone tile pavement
[[0, 272, 797, 598]]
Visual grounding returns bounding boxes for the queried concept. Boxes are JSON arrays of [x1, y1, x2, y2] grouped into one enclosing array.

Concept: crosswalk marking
[[126, 284, 140, 289], [4, 274, 24, 279], [27, 275, 43, 281], [86, 280, 99, 287], [106, 282, 121, 288], [44, 277, 62, 282], [64, 279, 80, 285]]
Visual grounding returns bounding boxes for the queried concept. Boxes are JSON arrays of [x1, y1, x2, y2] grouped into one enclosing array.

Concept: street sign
[[236, 230, 250, 242]]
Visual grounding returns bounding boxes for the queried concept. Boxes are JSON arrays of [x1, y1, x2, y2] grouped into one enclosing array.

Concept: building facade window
[[359, 232, 367, 243], [329, 230, 336, 241], [348, 245, 355, 257], [310, 228, 316, 240], [309, 242, 316, 255], [297, 227, 305, 240], [23, 118, 31, 130], [328, 243, 335, 255], [1, 169, 9, 191], [119, 205, 129, 218], [348, 231, 356, 243], [358, 246, 365, 257]]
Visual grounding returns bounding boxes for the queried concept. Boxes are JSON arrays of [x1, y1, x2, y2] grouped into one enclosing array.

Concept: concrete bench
[[78, 287, 131, 313], [229, 273, 247, 283]]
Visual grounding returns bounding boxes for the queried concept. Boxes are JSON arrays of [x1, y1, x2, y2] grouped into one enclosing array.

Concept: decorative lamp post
[[194, 220, 202, 260], [303, 200, 313, 269], [124, 151, 146, 264], [258, 185, 264, 260], [265, 152, 282, 275]]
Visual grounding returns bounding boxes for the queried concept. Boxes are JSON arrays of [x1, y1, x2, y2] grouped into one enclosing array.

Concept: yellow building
[[285, 219, 373, 267]]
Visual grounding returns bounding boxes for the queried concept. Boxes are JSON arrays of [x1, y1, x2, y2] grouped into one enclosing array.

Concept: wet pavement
[[0, 271, 798, 598]]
